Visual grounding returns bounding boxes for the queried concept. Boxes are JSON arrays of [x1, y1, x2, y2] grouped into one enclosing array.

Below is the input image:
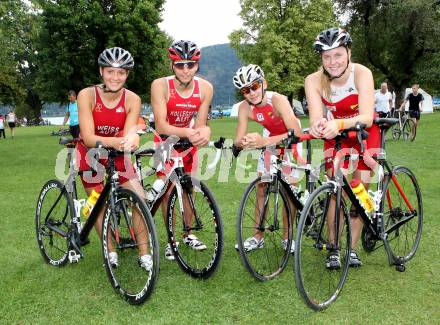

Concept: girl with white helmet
[[305, 27, 380, 268], [77, 47, 152, 270], [233, 64, 303, 252]]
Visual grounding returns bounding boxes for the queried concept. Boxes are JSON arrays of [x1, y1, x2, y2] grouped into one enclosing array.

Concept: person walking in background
[[400, 84, 424, 128], [7, 110, 17, 138], [374, 82, 392, 118], [62, 90, 80, 138], [388, 85, 396, 117], [0, 114, 6, 139]]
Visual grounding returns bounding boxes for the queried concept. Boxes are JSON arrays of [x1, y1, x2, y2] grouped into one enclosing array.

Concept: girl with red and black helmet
[[305, 27, 380, 268], [150, 40, 213, 260]]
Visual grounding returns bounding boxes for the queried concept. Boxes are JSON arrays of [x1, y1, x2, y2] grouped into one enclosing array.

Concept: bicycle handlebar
[[285, 122, 369, 153]]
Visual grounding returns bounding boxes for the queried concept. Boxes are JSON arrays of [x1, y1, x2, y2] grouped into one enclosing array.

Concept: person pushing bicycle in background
[[399, 83, 424, 128]]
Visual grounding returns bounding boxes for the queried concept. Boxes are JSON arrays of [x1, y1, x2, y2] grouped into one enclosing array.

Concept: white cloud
[[159, 0, 243, 47]]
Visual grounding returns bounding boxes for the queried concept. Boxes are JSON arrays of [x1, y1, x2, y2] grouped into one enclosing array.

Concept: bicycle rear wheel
[[402, 119, 416, 141], [102, 188, 159, 305], [295, 183, 350, 310], [237, 177, 294, 281], [166, 177, 223, 279], [35, 179, 74, 266], [381, 166, 422, 264]]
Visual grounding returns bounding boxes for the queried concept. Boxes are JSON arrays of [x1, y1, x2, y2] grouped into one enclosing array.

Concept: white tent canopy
[[404, 88, 433, 113], [230, 102, 240, 117]]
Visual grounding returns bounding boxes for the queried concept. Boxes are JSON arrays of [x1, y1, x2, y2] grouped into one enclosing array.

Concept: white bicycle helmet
[[313, 28, 352, 53], [98, 47, 134, 70], [232, 64, 265, 89]]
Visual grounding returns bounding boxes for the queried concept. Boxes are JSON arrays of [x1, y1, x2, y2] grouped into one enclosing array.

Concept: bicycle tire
[[102, 188, 159, 305], [236, 177, 294, 281], [391, 124, 401, 141], [35, 179, 74, 266], [381, 166, 422, 264], [295, 183, 351, 311], [403, 119, 416, 141], [166, 177, 223, 279]]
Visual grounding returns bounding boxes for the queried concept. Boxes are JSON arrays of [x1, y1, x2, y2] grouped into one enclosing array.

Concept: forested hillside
[[198, 44, 242, 106]]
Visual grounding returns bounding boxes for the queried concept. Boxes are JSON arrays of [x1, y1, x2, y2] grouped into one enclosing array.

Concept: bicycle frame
[[329, 123, 418, 266], [55, 143, 129, 260]]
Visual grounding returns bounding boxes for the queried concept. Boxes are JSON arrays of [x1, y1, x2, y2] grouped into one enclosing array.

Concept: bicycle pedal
[[68, 250, 81, 263]]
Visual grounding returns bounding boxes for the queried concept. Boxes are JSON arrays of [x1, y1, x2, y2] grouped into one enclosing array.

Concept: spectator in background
[[400, 83, 424, 127], [7, 110, 17, 138], [374, 82, 392, 118], [148, 112, 155, 131], [0, 114, 6, 139], [388, 84, 396, 117], [62, 90, 80, 138]]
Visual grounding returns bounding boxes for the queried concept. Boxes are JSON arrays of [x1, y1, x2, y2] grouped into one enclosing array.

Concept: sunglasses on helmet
[[173, 61, 197, 70], [240, 80, 262, 95]]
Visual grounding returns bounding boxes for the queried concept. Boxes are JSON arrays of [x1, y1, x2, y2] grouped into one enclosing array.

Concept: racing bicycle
[[35, 138, 159, 304], [293, 119, 422, 310], [134, 135, 223, 279]]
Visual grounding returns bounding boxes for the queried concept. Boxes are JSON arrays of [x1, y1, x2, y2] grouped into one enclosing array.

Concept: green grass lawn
[[0, 115, 439, 324]]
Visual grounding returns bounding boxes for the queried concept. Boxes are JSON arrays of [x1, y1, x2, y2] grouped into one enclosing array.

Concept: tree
[[0, 1, 34, 115], [229, 0, 337, 101], [335, 0, 440, 102], [34, 0, 170, 104]]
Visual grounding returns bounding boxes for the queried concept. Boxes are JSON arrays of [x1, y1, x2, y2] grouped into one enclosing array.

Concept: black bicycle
[[235, 134, 324, 281], [135, 136, 223, 279], [35, 138, 159, 304], [294, 119, 422, 310], [388, 110, 416, 141]]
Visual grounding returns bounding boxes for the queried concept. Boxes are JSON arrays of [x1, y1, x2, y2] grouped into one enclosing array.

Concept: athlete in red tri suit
[[150, 40, 213, 260], [77, 47, 152, 270], [232, 64, 303, 253], [305, 27, 380, 268]]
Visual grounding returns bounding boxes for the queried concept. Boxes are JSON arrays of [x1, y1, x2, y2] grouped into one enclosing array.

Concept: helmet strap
[[323, 48, 350, 81], [324, 60, 350, 80], [102, 83, 124, 93]]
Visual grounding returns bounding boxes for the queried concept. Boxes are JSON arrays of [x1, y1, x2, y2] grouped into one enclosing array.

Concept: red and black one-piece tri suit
[[321, 64, 380, 171], [154, 76, 202, 175], [76, 87, 137, 189], [249, 91, 302, 174]]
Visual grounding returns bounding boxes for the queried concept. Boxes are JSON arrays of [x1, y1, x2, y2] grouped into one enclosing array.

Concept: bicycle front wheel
[[295, 183, 351, 311], [403, 119, 416, 141], [102, 188, 159, 305], [166, 177, 223, 279], [236, 177, 293, 281], [390, 124, 401, 141], [381, 166, 422, 264], [35, 179, 74, 266]]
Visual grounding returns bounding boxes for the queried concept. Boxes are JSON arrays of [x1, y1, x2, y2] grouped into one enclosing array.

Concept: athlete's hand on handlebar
[[309, 117, 327, 138], [321, 119, 340, 139], [110, 133, 140, 152], [241, 132, 265, 149], [189, 126, 211, 147]]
